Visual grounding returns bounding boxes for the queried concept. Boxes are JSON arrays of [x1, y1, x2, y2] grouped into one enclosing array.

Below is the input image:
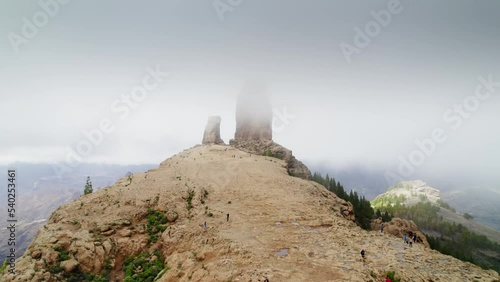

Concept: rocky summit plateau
[[2, 91, 499, 282], [372, 180, 442, 206]]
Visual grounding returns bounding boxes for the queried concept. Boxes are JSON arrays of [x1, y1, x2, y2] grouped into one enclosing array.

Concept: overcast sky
[[1, 0, 499, 188]]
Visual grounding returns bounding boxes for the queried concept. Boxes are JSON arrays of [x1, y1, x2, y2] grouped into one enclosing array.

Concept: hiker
[[360, 249, 366, 260], [226, 213, 230, 222], [403, 234, 407, 244], [380, 223, 384, 233], [386, 276, 392, 282], [203, 222, 207, 231], [413, 234, 417, 243], [263, 278, 269, 282]]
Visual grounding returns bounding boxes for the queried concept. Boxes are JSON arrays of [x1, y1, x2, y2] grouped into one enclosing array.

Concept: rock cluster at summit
[[203, 83, 312, 180]]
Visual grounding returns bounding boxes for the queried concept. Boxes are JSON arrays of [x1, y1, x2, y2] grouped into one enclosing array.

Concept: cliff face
[[2, 145, 498, 282]]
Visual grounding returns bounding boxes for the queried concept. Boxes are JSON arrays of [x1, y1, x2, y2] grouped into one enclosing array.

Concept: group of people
[[403, 232, 418, 247], [360, 232, 419, 261]]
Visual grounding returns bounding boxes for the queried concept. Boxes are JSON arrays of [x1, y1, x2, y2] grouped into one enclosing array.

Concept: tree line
[[375, 201, 500, 272], [312, 172, 376, 230]]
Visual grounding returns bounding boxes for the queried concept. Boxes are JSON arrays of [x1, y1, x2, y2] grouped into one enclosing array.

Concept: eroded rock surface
[[233, 82, 273, 142], [229, 83, 311, 179], [372, 217, 430, 248], [202, 116, 224, 145]]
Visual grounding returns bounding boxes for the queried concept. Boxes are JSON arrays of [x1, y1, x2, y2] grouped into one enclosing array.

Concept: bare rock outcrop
[[60, 259, 79, 272], [233, 82, 273, 142], [229, 82, 311, 179], [202, 116, 224, 145], [339, 200, 355, 222], [372, 217, 430, 248]]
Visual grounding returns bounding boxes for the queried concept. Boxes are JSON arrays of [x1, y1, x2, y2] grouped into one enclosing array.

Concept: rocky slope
[[0, 164, 155, 260], [372, 180, 500, 244], [2, 145, 498, 282]]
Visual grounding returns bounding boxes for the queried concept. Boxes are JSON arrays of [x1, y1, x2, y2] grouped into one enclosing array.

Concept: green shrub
[[463, 213, 474, 220], [146, 209, 168, 244], [263, 150, 283, 159], [0, 259, 9, 275], [182, 189, 196, 211], [386, 271, 401, 282], [124, 251, 168, 282], [49, 265, 64, 274]]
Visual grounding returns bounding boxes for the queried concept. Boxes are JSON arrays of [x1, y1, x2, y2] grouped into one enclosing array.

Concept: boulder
[[339, 201, 355, 222], [166, 210, 179, 222], [31, 250, 42, 259], [60, 259, 79, 272], [119, 229, 132, 237]]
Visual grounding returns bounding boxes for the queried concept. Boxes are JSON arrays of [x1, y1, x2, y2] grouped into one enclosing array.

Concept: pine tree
[[84, 176, 93, 195]]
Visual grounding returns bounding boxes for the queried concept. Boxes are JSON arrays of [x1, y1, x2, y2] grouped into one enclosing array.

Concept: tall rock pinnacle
[[229, 82, 312, 180], [234, 82, 273, 142], [202, 116, 224, 145]]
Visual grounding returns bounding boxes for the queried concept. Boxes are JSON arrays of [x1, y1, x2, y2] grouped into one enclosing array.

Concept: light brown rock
[[373, 217, 430, 248], [233, 82, 273, 142], [60, 259, 79, 272], [166, 210, 179, 222], [202, 116, 224, 145], [119, 229, 132, 237]]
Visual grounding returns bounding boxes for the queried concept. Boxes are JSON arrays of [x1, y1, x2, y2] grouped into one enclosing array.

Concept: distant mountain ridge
[[373, 180, 442, 207]]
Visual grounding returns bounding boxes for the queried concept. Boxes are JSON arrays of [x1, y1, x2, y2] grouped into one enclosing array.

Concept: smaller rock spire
[[202, 116, 224, 145]]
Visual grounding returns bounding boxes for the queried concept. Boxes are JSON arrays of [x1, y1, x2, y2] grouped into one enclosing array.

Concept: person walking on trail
[[385, 276, 392, 282], [380, 223, 384, 233], [227, 213, 230, 222], [203, 222, 207, 231], [403, 234, 407, 244], [360, 249, 366, 260]]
